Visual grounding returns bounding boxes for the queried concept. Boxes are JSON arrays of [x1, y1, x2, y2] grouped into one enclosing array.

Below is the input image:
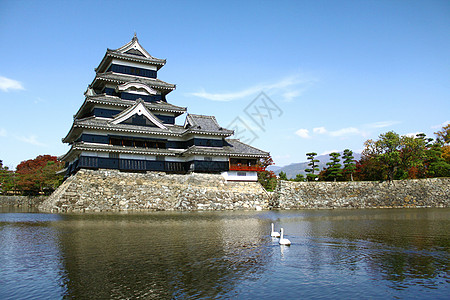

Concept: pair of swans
[[271, 223, 291, 245]]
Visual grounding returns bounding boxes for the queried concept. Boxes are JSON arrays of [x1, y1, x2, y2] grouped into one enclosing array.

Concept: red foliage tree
[[15, 155, 63, 195]]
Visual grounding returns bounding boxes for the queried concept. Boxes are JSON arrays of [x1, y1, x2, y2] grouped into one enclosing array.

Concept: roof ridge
[[226, 138, 270, 154]]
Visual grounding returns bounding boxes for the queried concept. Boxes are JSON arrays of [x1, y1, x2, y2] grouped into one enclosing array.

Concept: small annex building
[[60, 35, 269, 181]]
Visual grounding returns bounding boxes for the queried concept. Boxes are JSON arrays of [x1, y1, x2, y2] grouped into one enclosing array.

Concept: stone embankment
[[274, 178, 450, 209], [39, 169, 270, 213], [35, 169, 449, 213], [0, 195, 47, 207]]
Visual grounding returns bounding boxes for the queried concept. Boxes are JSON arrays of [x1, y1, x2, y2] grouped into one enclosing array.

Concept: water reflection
[[274, 209, 449, 296], [56, 212, 272, 299], [0, 209, 448, 299], [0, 213, 67, 299]]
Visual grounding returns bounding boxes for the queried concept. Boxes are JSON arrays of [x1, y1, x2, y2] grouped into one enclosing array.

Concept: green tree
[[305, 152, 320, 181], [398, 134, 428, 179], [324, 152, 342, 182], [424, 140, 450, 178], [435, 124, 450, 164], [375, 131, 402, 182], [434, 124, 450, 144], [342, 149, 356, 181], [293, 173, 305, 182], [278, 171, 288, 181], [0, 160, 16, 194]]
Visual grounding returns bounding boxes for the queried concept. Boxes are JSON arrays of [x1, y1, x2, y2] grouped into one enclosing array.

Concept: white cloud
[[365, 121, 400, 129], [0, 76, 25, 92], [431, 120, 450, 129], [320, 150, 340, 156], [329, 127, 360, 137], [295, 128, 310, 139], [404, 132, 424, 138], [0, 128, 6, 137], [16, 135, 46, 147], [282, 90, 302, 102], [191, 86, 260, 102], [190, 75, 315, 102], [313, 127, 327, 134]]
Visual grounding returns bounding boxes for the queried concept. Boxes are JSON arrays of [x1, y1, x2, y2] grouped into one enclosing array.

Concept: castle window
[[109, 153, 119, 159]]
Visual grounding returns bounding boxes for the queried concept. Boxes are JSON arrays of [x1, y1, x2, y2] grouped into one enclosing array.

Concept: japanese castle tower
[[60, 35, 269, 181]]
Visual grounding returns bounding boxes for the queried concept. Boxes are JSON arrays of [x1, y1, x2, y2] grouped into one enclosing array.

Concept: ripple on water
[[0, 209, 449, 299]]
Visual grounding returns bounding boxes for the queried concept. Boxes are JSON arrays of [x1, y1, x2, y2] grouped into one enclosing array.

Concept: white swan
[[271, 223, 280, 238], [279, 228, 291, 245]]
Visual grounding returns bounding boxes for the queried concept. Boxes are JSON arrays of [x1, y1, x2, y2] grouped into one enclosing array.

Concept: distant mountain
[[267, 165, 282, 172], [272, 152, 361, 179]]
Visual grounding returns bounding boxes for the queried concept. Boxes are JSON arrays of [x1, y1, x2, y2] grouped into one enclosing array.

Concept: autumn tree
[[435, 124, 450, 164], [15, 155, 64, 195], [435, 124, 450, 144], [305, 152, 319, 181], [424, 139, 450, 178], [398, 134, 428, 179], [257, 155, 277, 191]]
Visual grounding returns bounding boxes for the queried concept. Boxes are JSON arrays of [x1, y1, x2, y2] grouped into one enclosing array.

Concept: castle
[[60, 35, 269, 181]]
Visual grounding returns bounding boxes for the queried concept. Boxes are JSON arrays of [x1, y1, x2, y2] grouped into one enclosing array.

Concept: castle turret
[[60, 36, 268, 181]]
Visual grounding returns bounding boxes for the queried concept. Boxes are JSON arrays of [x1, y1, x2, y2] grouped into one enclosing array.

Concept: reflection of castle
[[60, 35, 268, 181], [59, 214, 271, 298]]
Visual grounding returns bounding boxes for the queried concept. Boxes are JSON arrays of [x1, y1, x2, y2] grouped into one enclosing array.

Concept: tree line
[[0, 155, 64, 195], [2, 125, 449, 193], [271, 124, 450, 185]]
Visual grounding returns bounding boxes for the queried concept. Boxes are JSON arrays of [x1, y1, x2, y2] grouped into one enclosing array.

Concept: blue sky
[[0, 0, 449, 169]]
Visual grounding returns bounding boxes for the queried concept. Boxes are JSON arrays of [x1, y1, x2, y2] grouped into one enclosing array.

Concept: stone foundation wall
[[39, 169, 270, 213], [37, 170, 449, 213], [274, 178, 450, 209], [0, 195, 48, 207]]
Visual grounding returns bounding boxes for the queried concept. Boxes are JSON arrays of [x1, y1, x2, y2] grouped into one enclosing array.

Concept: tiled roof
[[62, 115, 234, 143], [60, 139, 268, 162], [95, 35, 167, 73], [104, 50, 166, 66], [183, 139, 269, 158], [224, 139, 270, 157], [90, 95, 186, 113], [73, 95, 187, 119], [59, 142, 180, 161], [74, 118, 185, 135], [93, 72, 175, 90], [185, 114, 234, 136]]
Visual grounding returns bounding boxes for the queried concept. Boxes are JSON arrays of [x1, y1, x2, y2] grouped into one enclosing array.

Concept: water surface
[[0, 208, 448, 299]]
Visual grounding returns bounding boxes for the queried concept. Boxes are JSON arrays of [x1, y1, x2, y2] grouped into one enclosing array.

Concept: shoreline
[[1, 172, 448, 213]]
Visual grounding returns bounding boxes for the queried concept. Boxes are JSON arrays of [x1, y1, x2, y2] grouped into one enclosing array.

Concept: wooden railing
[[229, 164, 265, 172]]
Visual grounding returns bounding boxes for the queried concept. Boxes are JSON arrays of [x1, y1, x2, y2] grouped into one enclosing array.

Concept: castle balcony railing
[[229, 164, 265, 172]]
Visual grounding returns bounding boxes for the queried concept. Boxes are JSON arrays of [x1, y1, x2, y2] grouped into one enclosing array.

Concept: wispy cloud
[[329, 127, 360, 137], [0, 76, 25, 92], [431, 120, 450, 129], [296, 120, 399, 140], [190, 75, 315, 102], [320, 149, 340, 156], [295, 128, 310, 139], [15, 135, 46, 147], [404, 132, 424, 138], [365, 121, 400, 129], [0, 128, 7, 137], [313, 127, 327, 134]]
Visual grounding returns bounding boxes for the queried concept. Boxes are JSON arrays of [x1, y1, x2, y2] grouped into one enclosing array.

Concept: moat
[[0, 208, 448, 299]]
